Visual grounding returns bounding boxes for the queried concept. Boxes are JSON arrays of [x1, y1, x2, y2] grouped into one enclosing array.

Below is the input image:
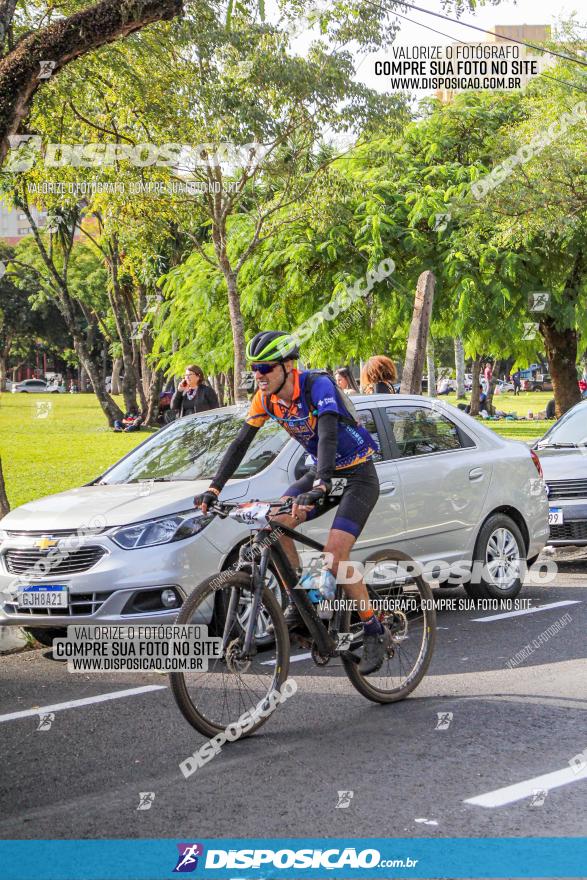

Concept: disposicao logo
[[173, 843, 204, 872]]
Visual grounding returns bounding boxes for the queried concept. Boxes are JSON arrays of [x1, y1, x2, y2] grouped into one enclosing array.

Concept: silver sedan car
[[0, 395, 548, 642], [533, 399, 587, 546]]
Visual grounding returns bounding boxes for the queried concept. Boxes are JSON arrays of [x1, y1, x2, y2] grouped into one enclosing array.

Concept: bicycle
[[170, 498, 436, 738]]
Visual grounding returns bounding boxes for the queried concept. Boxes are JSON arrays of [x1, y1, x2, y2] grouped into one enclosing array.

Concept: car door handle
[[379, 482, 396, 494], [469, 468, 484, 481]]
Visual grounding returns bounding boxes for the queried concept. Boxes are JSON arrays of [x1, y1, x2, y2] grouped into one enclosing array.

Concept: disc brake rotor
[[225, 638, 252, 674]]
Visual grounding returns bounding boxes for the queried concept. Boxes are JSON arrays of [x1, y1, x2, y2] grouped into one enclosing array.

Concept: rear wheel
[[339, 550, 436, 704], [464, 513, 525, 600], [170, 572, 290, 738]]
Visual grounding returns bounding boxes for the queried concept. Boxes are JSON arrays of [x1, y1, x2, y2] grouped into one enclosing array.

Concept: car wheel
[[533, 385, 542, 392], [464, 514, 526, 600], [213, 563, 286, 647], [235, 566, 285, 646], [23, 627, 67, 647]]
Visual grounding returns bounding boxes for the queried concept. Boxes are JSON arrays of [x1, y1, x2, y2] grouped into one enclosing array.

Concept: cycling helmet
[[245, 331, 300, 363]]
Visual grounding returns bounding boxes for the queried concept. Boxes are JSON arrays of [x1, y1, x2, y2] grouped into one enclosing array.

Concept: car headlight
[[110, 512, 214, 550]]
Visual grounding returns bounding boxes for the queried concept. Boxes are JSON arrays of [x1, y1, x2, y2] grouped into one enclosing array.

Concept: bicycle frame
[[221, 514, 343, 660]]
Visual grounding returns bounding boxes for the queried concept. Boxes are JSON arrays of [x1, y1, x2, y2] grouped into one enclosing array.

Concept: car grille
[[3, 545, 106, 575], [3, 591, 114, 617], [546, 479, 587, 499], [549, 521, 587, 541]]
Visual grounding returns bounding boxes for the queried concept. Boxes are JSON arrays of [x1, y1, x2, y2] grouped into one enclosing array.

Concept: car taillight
[[530, 449, 543, 478]]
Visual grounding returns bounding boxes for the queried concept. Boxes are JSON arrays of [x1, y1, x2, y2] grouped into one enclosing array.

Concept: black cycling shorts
[[284, 458, 380, 538]]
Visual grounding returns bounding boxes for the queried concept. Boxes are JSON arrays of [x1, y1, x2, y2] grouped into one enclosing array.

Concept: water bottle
[[299, 569, 336, 619]]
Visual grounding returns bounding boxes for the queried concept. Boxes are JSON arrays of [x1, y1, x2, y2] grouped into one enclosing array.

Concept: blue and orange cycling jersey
[[245, 369, 379, 470]]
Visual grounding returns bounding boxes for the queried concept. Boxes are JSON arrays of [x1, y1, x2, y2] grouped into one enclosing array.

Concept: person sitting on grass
[[113, 410, 143, 432]]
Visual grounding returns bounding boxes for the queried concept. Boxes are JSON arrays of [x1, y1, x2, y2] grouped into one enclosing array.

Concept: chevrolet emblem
[[35, 537, 58, 550]]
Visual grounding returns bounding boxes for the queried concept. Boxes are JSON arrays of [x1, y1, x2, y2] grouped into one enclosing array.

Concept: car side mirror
[[294, 453, 314, 480]]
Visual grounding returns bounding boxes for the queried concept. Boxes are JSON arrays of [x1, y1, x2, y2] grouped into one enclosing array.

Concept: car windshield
[[98, 408, 287, 483], [538, 404, 587, 447]]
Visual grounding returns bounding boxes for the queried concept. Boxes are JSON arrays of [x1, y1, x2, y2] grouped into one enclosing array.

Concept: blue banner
[[1, 837, 586, 879]]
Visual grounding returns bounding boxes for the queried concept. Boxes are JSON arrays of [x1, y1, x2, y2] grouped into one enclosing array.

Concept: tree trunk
[[0, 353, 6, 392], [454, 337, 465, 398], [540, 319, 581, 417], [79, 363, 88, 392], [400, 271, 435, 394], [108, 250, 139, 413], [143, 368, 163, 426], [111, 357, 122, 395], [73, 338, 123, 425], [225, 367, 235, 405], [0, 0, 183, 166], [469, 356, 483, 416], [0, 455, 9, 516], [426, 336, 436, 398], [225, 272, 247, 403]]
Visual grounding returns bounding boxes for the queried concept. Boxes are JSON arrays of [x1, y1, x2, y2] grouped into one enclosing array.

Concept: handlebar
[[196, 498, 294, 518]]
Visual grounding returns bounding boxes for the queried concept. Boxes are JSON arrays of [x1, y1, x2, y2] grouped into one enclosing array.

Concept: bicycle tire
[[340, 549, 436, 704], [170, 571, 290, 738]]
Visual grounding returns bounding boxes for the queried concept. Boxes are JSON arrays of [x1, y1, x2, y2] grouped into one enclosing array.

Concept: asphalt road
[[0, 554, 586, 875]]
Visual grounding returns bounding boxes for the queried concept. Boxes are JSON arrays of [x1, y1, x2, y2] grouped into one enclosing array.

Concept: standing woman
[[171, 365, 219, 418], [334, 367, 360, 394], [361, 356, 397, 394]]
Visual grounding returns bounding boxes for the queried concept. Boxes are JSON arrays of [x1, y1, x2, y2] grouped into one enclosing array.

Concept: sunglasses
[[251, 362, 280, 375]]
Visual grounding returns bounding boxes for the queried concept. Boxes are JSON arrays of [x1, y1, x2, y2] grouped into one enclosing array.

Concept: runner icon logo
[[173, 843, 204, 873], [36, 712, 55, 731], [435, 712, 453, 730], [136, 792, 155, 811], [336, 790, 354, 809]]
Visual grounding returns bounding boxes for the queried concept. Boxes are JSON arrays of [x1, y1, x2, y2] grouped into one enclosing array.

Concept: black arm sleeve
[[210, 422, 260, 491], [315, 411, 338, 483]]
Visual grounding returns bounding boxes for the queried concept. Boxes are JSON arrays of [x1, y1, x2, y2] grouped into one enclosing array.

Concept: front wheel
[[170, 572, 291, 738], [340, 550, 436, 704]]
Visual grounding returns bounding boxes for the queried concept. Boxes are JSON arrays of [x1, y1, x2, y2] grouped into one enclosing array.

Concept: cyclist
[[195, 331, 392, 675]]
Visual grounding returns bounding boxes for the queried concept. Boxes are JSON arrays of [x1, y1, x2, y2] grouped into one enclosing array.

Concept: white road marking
[[415, 818, 439, 825], [471, 600, 581, 623], [261, 652, 312, 666], [464, 762, 587, 808], [0, 684, 166, 724]]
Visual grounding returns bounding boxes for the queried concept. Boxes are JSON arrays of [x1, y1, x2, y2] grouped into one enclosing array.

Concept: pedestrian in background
[[334, 367, 360, 394], [361, 356, 397, 394], [171, 365, 219, 418], [513, 369, 521, 396]]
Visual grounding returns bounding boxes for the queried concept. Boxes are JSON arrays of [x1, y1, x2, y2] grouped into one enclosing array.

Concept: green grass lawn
[[0, 393, 155, 509], [0, 389, 554, 510], [441, 390, 554, 443]]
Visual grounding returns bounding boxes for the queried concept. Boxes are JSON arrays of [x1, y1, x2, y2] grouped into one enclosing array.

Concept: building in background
[[435, 24, 554, 104], [0, 200, 48, 244]]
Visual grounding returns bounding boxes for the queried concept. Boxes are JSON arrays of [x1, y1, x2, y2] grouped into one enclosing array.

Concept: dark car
[[533, 399, 587, 545]]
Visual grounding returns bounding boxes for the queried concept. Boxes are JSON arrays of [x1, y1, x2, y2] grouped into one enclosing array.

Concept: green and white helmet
[[245, 331, 300, 363]]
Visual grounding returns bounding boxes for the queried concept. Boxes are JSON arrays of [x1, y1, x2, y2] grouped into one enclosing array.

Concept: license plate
[[17, 585, 69, 608], [548, 508, 563, 525]]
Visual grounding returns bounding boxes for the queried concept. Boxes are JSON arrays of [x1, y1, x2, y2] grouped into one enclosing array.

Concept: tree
[[0, 0, 183, 165], [8, 205, 124, 424]]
